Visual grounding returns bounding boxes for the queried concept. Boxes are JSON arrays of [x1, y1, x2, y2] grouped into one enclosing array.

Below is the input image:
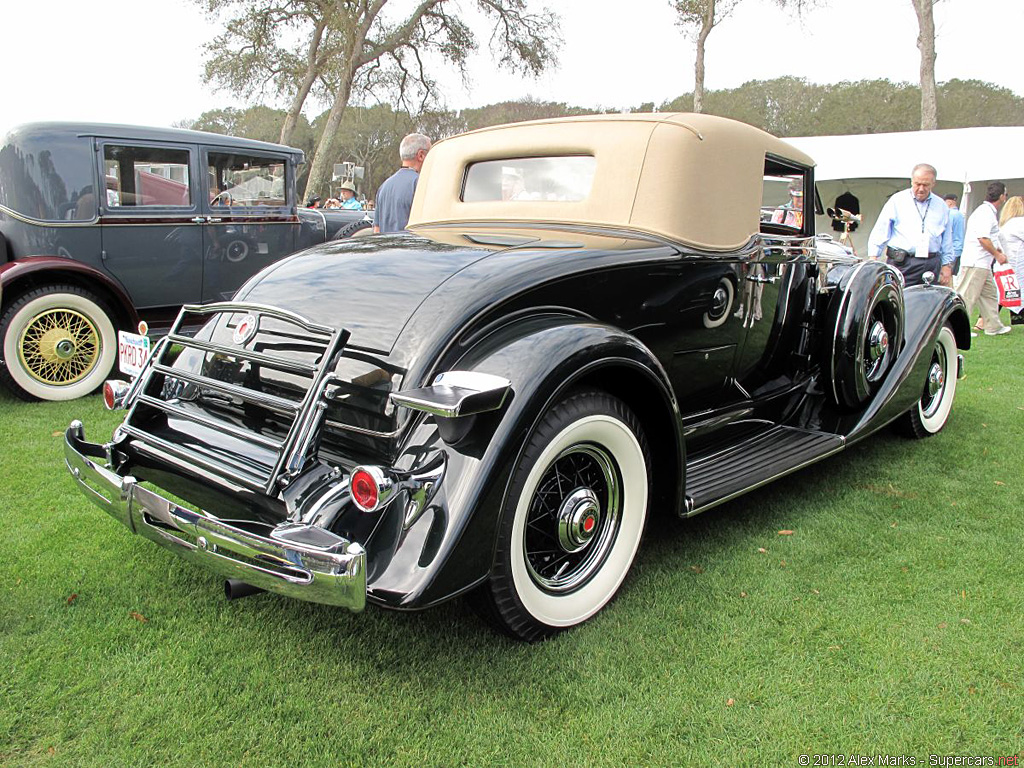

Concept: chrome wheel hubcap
[[927, 362, 944, 398], [921, 344, 948, 419], [868, 320, 889, 362], [54, 337, 77, 360], [557, 488, 601, 553]]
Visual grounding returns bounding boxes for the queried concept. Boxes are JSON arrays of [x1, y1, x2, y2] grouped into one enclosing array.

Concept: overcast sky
[[3, 0, 1022, 136]]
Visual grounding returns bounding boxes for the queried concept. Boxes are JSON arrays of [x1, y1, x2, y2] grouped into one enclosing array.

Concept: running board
[[684, 426, 845, 516]]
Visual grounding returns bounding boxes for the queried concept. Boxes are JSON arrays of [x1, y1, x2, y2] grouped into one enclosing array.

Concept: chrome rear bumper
[[64, 420, 366, 611]]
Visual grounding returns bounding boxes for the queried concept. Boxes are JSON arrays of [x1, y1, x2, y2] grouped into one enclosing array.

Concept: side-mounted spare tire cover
[[331, 219, 373, 240], [825, 260, 905, 410]]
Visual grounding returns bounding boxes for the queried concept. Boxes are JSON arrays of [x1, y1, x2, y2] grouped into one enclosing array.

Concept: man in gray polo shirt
[[374, 133, 432, 234]]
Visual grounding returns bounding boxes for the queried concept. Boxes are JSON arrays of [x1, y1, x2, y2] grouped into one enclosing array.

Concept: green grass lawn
[[1, 321, 1022, 767]]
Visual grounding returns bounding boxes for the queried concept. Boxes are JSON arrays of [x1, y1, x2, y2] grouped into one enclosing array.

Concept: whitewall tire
[[0, 285, 118, 401], [478, 390, 650, 641], [898, 324, 958, 438]]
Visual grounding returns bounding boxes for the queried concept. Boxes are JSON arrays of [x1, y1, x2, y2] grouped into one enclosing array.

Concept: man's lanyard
[[915, 197, 931, 233]]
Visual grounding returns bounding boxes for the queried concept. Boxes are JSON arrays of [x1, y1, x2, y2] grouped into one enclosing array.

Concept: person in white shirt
[[957, 182, 1011, 336], [998, 194, 1024, 325], [867, 163, 954, 287]]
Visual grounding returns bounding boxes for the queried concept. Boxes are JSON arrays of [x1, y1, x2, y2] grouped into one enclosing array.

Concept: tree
[[815, 79, 920, 135], [194, 1, 337, 147], [671, 0, 823, 114], [310, 104, 413, 195], [198, 0, 562, 202], [459, 97, 596, 132], [938, 79, 1024, 128], [911, 0, 939, 130], [671, 0, 738, 114], [178, 105, 315, 154]]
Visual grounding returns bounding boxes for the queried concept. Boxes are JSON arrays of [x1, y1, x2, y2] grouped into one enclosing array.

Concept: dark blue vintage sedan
[[0, 122, 369, 400], [65, 114, 968, 640]]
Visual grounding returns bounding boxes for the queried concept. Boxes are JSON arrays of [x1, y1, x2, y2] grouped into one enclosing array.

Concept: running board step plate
[[684, 426, 845, 516]]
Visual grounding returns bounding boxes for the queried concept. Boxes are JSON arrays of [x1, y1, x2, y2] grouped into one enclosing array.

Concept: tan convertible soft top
[[408, 113, 814, 252]]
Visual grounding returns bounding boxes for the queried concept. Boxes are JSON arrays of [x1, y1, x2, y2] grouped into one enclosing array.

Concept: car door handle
[[206, 217, 223, 223], [746, 274, 778, 284], [191, 216, 205, 224]]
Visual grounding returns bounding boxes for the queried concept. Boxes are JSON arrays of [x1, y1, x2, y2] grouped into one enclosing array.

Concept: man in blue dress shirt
[[867, 163, 954, 287], [943, 193, 966, 274]]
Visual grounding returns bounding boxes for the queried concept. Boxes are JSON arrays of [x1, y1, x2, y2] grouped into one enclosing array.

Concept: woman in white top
[[999, 195, 1024, 324]]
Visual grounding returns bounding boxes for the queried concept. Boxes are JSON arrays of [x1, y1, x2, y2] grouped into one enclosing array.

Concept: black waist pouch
[[886, 247, 910, 265]]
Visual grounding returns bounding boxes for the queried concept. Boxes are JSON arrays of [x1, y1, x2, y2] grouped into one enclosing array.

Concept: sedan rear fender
[[0, 256, 136, 327], [372, 315, 684, 609]]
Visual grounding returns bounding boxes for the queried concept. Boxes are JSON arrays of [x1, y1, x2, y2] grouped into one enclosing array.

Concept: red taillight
[[102, 380, 130, 411], [350, 468, 379, 512]]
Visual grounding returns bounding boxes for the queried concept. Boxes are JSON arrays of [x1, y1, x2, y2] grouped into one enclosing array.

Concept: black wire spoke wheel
[[523, 443, 620, 594], [475, 390, 650, 642]]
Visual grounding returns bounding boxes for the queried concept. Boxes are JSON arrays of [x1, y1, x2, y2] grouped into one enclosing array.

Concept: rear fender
[[363, 315, 683, 609]]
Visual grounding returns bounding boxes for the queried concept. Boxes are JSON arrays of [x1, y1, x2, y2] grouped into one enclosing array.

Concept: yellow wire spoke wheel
[[1, 286, 117, 401], [18, 308, 101, 385]]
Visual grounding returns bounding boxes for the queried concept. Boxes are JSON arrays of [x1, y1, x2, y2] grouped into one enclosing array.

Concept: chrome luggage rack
[[119, 302, 349, 496]]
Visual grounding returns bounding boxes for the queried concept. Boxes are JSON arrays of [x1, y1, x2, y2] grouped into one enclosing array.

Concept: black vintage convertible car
[[65, 114, 968, 641]]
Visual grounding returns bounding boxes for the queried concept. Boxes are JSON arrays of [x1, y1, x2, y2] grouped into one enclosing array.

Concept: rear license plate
[[118, 331, 151, 377]]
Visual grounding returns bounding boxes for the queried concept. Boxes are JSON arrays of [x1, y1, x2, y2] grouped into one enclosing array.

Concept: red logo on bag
[[995, 265, 1022, 309]]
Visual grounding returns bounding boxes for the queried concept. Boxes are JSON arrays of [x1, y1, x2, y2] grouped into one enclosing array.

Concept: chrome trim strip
[[412, 219, 746, 252], [64, 422, 366, 610], [196, 219, 298, 226], [311, 208, 328, 232], [136, 394, 284, 451], [150, 364, 300, 415], [165, 333, 317, 376], [0, 202, 98, 227], [120, 424, 269, 491], [179, 302, 335, 336], [324, 419, 401, 439]]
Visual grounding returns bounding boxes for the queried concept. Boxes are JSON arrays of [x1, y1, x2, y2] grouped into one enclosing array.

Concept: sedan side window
[[103, 145, 191, 208], [208, 153, 287, 208]]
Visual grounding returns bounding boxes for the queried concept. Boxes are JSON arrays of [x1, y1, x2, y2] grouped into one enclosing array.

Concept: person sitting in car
[[772, 180, 804, 228]]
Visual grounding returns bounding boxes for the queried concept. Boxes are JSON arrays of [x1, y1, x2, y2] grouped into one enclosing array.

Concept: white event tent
[[785, 127, 1024, 256]]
